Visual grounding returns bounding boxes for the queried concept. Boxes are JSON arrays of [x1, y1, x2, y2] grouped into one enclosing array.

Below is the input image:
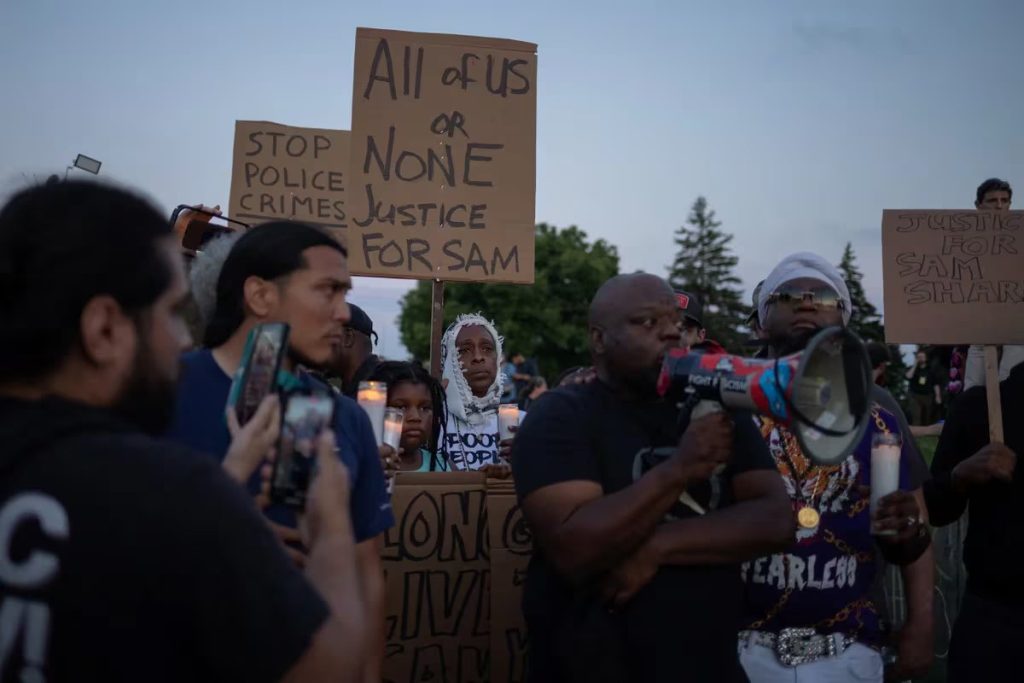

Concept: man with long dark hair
[[166, 220, 392, 682]]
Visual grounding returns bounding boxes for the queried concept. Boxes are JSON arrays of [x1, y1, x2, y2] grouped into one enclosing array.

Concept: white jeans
[[739, 640, 883, 683]]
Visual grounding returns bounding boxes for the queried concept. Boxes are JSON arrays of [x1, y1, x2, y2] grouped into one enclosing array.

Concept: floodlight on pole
[[65, 154, 102, 178]]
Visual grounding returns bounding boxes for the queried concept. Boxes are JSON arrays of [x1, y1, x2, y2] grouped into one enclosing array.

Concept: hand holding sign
[[952, 442, 1017, 491]]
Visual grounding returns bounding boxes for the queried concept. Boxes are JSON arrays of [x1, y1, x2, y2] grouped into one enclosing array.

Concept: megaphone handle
[[690, 399, 728, 477], [691, 399, 723, 420]]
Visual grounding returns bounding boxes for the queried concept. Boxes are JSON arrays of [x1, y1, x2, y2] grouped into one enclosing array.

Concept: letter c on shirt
[[0, 494, 69, 589]]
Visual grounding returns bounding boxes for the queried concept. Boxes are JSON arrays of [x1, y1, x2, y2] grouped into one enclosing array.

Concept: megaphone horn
[[657, 327, 872, 466]]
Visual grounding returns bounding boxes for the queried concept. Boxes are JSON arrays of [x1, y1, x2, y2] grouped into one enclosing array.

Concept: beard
[[769, 325, 822, 357], [608, 357, 662, 398], [111, 333, 178, 435]]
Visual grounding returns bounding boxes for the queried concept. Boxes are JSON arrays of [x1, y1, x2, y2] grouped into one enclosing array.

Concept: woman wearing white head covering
[[439, 313, 511, 471]]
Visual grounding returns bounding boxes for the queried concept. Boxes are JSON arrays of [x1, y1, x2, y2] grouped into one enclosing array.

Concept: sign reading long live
[[881, 209, 1024, 344], [349, 28, 537, 283]]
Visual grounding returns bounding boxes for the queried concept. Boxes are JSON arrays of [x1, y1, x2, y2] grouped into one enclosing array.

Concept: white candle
[[357, 381, 387, 445], [870, 435, 902, 536], [382, 407, 405, 451], [498, 404, 520, 441]]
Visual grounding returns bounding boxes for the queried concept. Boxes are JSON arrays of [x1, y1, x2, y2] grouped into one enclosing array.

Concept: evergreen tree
[[838, 242, 884, 342], [667, 196, 748, 351], [837, 242, 908, 404]]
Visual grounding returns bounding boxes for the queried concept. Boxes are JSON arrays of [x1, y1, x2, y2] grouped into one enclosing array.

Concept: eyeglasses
[[766, 284, 846, 311]]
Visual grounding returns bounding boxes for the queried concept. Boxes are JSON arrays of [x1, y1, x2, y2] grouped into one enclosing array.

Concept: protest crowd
[[1, 20, 1022, 683], [0, 173, 1019, 683]]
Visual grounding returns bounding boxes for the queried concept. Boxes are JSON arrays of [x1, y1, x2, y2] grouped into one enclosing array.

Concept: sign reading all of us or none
[[881, 209, 1024, 344], [349, 28, 537, 284], [228, 121, 350, 239]]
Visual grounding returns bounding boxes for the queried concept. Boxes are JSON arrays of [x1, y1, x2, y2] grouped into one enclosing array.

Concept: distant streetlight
[[66, 154, 102, 177]]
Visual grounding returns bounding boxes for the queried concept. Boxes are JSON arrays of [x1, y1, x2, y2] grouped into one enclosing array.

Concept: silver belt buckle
[[776, 627, 835, 666]]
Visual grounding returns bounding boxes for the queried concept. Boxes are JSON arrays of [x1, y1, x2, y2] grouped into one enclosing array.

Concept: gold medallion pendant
[[797, 506, 820, 530]]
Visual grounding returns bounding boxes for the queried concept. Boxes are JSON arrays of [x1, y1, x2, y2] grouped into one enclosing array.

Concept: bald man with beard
[[512, 273, 792, 683]]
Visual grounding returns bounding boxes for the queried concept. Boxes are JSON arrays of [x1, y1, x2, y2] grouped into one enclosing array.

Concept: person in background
[[924, 360, 1022, 680], [962, 179, 1022, 390], [368, 361, 450, 476], [867, 341, 890, 387], [500, 353, 518, 403], [905, 350, 941, 425], [948, 345, 966, 397], [674, 289, 707, 349], [518, 376, 548, 411], [740, 253, 933, 682], [166, 221, 392, 683], [511, 350, 539, 397], [330, 304, 380, 399], [975, 177, 1012, 210], [0, 180, 366, 681], [439, 313, 516, 473]]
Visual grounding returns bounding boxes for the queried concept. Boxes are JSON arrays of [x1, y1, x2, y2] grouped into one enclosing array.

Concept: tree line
[[397, 197, 908, 403]]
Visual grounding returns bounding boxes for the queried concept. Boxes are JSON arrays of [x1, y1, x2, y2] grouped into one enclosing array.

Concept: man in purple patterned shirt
[[738, 253, 933, 683]]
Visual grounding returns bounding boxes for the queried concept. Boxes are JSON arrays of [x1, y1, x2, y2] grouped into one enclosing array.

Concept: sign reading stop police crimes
[[228, 121, 350, 239], [882, 209, 1024, 344], [349, 28, 537, 283]]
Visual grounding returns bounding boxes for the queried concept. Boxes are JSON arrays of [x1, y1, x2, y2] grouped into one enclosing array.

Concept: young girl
[[368, 361, 450, 473]]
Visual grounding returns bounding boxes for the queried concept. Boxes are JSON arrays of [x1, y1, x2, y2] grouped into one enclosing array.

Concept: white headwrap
[[441, 313, 504, 426], [758, 252, 852, 326]]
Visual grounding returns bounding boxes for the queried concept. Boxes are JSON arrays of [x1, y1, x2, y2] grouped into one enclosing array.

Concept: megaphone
[[657, 326, 872, 466]]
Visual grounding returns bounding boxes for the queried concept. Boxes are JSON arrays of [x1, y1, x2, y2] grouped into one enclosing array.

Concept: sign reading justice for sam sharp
[[349, 28, 537, 284], [881, 209, 1024, 345]]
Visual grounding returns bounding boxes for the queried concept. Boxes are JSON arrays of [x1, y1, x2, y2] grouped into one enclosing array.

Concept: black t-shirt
[[909, 364, 938, 395], [926, 365, 1024, 604], [0, 397, 328, 682], [342, 354, 381, 399], [512, 381, 775, 683]]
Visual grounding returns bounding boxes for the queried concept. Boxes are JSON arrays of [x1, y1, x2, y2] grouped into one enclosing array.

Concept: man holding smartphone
[[0, 180, 368, 681], [166, 219, 393, 682]]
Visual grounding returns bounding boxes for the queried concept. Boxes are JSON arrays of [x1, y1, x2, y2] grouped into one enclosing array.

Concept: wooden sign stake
[[429, 279, 446, 379], [984, 345, 1004, 443]]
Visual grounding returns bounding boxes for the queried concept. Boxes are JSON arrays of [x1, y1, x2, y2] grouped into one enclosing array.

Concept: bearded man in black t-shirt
[[512, 273, 793, 683], [0, 181, 366, 682]]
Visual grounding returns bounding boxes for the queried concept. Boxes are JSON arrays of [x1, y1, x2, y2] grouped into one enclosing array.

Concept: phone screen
[[271, 392, 336, 509], [227, 323, 290, 425]]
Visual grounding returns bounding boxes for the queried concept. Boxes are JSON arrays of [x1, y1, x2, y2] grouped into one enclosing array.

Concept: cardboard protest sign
[[228, 121, 350, 240], [486, 480, 531, 683], [382, 472, 531, 683], [349, 28, 537, 283], [881, 210, 1024, 344]]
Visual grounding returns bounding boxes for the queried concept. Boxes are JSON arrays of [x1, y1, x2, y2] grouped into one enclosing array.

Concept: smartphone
[[271, 392, 336, 508], [182, 219, 235, 251], [227, 323, 290, 425], [170, 204, 250, 252]]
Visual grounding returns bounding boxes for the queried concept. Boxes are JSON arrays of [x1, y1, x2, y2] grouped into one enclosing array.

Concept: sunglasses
[[766, 284, 846, 311]]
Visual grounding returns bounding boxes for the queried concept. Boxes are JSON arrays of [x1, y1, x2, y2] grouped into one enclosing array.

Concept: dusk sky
[[3, 0, 1021, 359]]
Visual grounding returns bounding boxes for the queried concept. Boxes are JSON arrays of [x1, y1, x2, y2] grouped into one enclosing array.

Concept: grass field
[[917, 436, 939, 465]]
